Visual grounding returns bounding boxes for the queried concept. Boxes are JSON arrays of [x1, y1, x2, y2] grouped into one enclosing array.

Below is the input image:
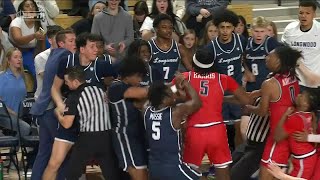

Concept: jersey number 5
[[152, 121, 161, 140], [200, 80, 209, 96]]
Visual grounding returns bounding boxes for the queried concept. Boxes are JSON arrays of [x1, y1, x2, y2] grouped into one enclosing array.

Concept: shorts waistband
[[292, 149, 316, 159], [193, 122, 223, 128]]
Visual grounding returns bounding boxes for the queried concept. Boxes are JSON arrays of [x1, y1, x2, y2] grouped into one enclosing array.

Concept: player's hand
[[267, 163, 287, 179], [293, 130, 309, 142], [199, 8, 210, 18], [284, 107, 295, 116], [174, 72, 186, 89]]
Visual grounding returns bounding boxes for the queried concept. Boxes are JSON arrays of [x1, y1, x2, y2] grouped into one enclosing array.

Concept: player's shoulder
[[284, 21, 300, 31]]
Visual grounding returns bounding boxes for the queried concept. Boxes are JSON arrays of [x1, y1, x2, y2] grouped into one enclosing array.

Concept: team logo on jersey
[[86, 78, 92, 83], [90, 67, 94, 71], [150, 113, 162, 120], [174, 49, 177, 52], [236, 47, 240, 51], [153, 52, 159, 55], [217, 52, 223, 56], [260, 47, 264, 50]]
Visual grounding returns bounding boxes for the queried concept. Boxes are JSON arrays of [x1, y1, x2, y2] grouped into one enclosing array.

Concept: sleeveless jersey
[[181, 71, 239, 127], [211, 33, 244, 85], [245, 36, 274, 89], [269, 74, 300, 133], [144, 106, 182, 166], [148, 39, 181, 82]]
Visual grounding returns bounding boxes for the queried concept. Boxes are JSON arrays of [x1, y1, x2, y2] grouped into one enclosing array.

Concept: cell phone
[[39, 27, 45, 34]]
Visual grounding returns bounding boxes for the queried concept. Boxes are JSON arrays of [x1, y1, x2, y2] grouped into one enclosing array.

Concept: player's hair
[[119, 56, 147, 78], [65, 66, 86, 83], [273, 46, 302, 78], [76, 32, 101, 50], [148, 81, 169, 109], [304, 87, 320, 112], [192, 48, 216, 75], [127, 39, 150, 58], [55, 29, 75, 46], [46, 25, 63, 39], [153, 13, 174, 28], [238, 15, 249, 39], [299, 0, 317, 11], [252, 16, 268, 29], [213, 9, 239, 27]]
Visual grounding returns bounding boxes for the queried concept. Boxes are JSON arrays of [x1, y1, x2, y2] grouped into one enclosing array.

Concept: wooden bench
[[54, 14, 83, 29], [56, 0, 73, 11], [228, 4, 253, 26]]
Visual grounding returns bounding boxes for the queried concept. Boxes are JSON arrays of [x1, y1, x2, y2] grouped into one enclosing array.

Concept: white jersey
[[282, 20, 320, 87]]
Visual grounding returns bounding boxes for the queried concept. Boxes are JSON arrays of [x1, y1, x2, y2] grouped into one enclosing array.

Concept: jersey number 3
[[152, 121, 161, 140], [200, 80, 209, 96]]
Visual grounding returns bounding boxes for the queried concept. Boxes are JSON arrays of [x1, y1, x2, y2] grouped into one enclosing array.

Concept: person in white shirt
[[281, 0, 320, 89], [34, 25, 62, 99], [13, 0, 59, 26]]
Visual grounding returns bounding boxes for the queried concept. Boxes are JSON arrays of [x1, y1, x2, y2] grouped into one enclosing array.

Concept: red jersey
[[284, 112, 316, 156], [181, 71, 239, 127], [269, 74, 300, 133]]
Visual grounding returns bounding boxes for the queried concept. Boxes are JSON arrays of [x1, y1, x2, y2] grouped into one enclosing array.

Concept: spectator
[[198, 20, 218, 47], [13, 0, 59, 26], [0, 47, 30, 137], [0, 27, 14, 52], [91, 0, 134, 60], [234, 15, 249, 39], [0, 0, 16, 32], [71, 1, 106, 36], [133, 1, 149, 40], [9, 0, 47, 77], [34, 25, 63, 99], [267, 21, 278, 40], [185, 0, 229, 37], [140, 0, 187, 41], [179, 29, 197, 71]]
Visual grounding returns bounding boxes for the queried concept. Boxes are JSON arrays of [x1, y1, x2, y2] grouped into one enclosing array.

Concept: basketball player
[[149, 13, 192, 83], [144, 78, 202, 180], [246, 46, 301, 180]]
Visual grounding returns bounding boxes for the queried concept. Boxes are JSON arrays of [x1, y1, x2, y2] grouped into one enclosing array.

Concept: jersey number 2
[[200, 80, 209, 96], [227, 65, 234, 76], [152, 121, 161, 140]]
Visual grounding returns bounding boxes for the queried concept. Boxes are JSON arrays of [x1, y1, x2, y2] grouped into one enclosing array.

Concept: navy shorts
[[55, 123, 79, 144], [149, 163, 201, 180], [222, 103, 241, 124], [112, 131, 147, 171]]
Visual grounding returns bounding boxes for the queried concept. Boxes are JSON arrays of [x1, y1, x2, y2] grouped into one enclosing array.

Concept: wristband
[[171, 85, 178, 93]]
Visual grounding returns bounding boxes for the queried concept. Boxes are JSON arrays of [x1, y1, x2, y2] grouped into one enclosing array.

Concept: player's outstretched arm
[[296, 61, 320, 87], [124, 87, 148, 99]]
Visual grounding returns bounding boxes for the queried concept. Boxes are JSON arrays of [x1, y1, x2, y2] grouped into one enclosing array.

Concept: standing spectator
[[0, 48, 30, 137], [282, 1, 320, 89], [198, 21, 218, 47], [185, 0, 229, 37], [133, 1, 149, 40], [140, 0, 187, 41], [0, 27, 14, 53], [266, 21, 278, 40], [0, 0, 16, 32], [71, 1, 106, 36], [14, 0, 59, 26], [179, 29, 197, 71], [34, 25, 63, 99], [234, 15, 249, 39], [91, 0, 134, 60], [9, 0, 47, 76], [30, 29, 77, 180]]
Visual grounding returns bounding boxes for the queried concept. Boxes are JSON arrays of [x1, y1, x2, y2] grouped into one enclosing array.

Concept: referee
[[230, 98, 270, 180], [62, 67, 119, 180]]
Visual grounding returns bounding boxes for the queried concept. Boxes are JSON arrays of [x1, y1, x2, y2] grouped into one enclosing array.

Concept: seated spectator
[[71, 1, 106, 36], [198, 20, 218, 47], [0, 27, 14, 52], [267, 20, 278, 40], [140, 0, 187, 41], [185, 0, 228, 37], [14, 0, 59, 26], [0, 47, 30, 136], [91, 0, 134, 61], [0, 0, 16, 32], [9, 0, 47, 77], [133, 1, 149, 40], [234, 15, 249, 39]]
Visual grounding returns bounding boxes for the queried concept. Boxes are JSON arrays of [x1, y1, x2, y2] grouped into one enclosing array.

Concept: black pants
[[66, 131, 120, 180], [230, 140, 266, 180]]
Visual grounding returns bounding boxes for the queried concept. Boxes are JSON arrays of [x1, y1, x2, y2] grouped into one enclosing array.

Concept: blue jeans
[[31, 109, 68, 180], [0, 114, 30, 136]]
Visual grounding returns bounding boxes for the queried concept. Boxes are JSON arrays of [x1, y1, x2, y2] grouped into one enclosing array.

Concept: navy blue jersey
[[140, 65, 163, 86], [144, 106, 182, 167], [245, 36, 280, 91], [208, 33, 245, 85], [108, 80, 145, 135], [148, 39, 181, 82]]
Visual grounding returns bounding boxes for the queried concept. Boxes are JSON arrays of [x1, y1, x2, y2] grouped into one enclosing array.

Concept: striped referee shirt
[[246, 98, 270, 142], [66, 83, 111, 132]]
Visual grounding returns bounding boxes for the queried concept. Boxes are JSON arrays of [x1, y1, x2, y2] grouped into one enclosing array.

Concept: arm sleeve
[[3, 0, 16, 15], [186, 0, 202, 16], [34, 54, 45, 75], [281, 26, 289, 45], [283, 115, 302, 134], [43, 1, 60, 18], [91, 16, 100, 35], [207, 0, 229, 15], [63, 94, 79, 116], [123, 14, 134, 48], [9, 17, 21, 28], [221, 75, 239, 93]]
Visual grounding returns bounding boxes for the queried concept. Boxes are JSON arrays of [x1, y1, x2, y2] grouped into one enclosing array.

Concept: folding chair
[[17, 97, 39, 180], [0, 100, 21, 179]]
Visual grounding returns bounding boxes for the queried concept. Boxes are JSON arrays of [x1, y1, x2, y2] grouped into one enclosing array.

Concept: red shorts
[[261, 135, 290, 167], [183, 124, 232, 168], [311, 151, 320, 180], [290, 150, 317, 179]]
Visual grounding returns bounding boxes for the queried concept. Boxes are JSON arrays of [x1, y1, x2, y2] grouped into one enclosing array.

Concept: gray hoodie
[[91, 7, 134, 48], [186, 0, 228, 16]]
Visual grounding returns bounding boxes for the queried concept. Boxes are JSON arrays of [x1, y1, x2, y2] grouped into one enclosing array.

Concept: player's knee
[[47, 158, 63, 171]]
